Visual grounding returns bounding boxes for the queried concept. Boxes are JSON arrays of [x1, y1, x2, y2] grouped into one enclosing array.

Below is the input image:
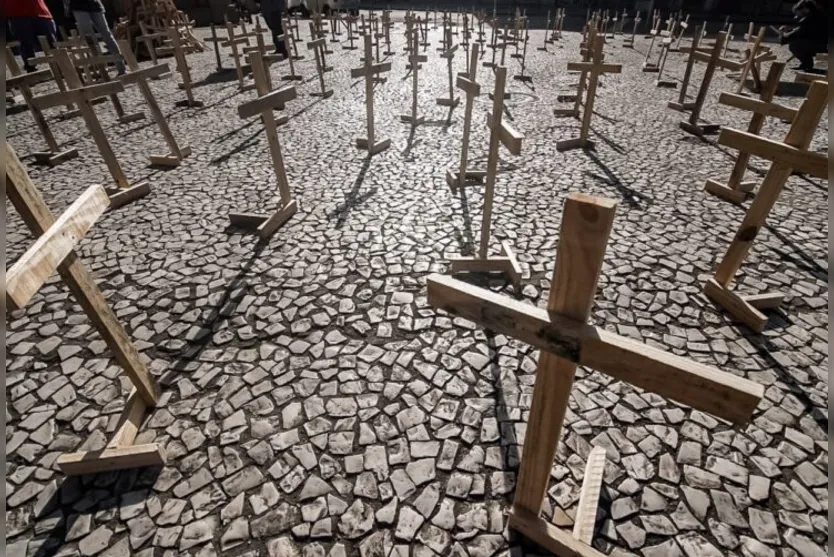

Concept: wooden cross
[[283, 12, 303, 59], [32, 49, 151, 209], [206, 24, 225, 69], [459, 14, 471, 76], [228, 54, 298, 239], [654, 37, 677, 87], [5, 143, 165, 475], [118, 40, 192, 167], [77, 41, 147, 124], [429, 190, 764, 556], [667, 25, 705, 112], [278, 30, 303, 81], [306, 22, 333, 98], [679, 32, 731, 136], [31, 36, 76, 117], [310, 19, 333, 70], [159, 25, 204, 107], [645, 9, 661, 38], [5, 50, 79, 166], [437, 34, 460, 108], [704, 80, 828, 332], [419, 14, 430, 49], [223, 21, 257, 91], [401, 30, 428, 127], [730, 27, 776, 94], [445, 43, 484, 188], [556, 36, 622, 151], [449, 65, 524, 286], [351, 34, 392, 155], [344, 14, 358, 50], [643, 17, 676, 72], [513, 19, 532, 83], [704, 62, 794, 203], [382, 11, 394, 55], [538, 10, 551, 52], [623, 11, 640, 47]]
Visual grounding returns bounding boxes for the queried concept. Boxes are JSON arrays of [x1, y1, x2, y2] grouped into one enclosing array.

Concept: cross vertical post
[[352, 34, 392, 155], [401, 29, 427, 126], [437, 33, 460, 108], [167, 25, 204, 106], [679, 32, 728, 136], [446, 42, 483, 187], [307, 22, 334, 97]]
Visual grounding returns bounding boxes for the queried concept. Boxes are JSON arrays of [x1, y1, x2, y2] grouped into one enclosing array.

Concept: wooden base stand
[[656, 79, 677, 88], [107, 181, 152, 210], [704, 178, 755, 204], [642, 63, 659, 73], [704, 278, 783, 333], [57, 390, 166, 475], [150, 146, 193, 167], [118, 111, 146, 124], [229, 198, 298, 239], [400, 114, 425, 125], [556, 137, 595, 151], [32, 148, 79, 166], [553, 107, 579, 118], [437, 96, 460, 107], [175, 98, 205, 107], [311, 89, 334, 98], [446, 169, 487, 188], [667, 100, 696, 112], [356, 137, 391, 155], [450, 241, 521, 287], [679, 120, 720, 136]]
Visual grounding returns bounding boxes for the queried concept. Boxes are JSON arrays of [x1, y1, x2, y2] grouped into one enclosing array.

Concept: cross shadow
[[213, 118, 260, 143], [585, 150, 652, 209], [485, 329, 520, 502], [452, 185, 476, 255], [402, 127, 421, 159], [190, 67, 240, 88], [329, 156, 376, 229], [587, 125, 627, 154], [210, 124, 266, 165], [763, 224, 828, 282]]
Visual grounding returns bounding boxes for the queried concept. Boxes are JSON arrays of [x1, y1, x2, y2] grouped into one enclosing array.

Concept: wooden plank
[[257, 199, 298, 239], [572, 446, 607, 544], [238, 86, 298, 119], [456, 75, 481, 96], [307, 37, 327, 49], [118, 63, 170, 85], [719, 92, 797, 121], [6, 185, 110, 311], [704, 278, 768, 332], [567, 61, 622, 74], [6, 144, 160, 406], [486, 112, 523, 155], [427, 273, 763, 425], [32, 81, 123, 110], [56, 443, 166, 476], [107, 389, 146, 448], [509, 507, 607, 557], [718, 128, 828, 179], [7, 68, 53, 89]]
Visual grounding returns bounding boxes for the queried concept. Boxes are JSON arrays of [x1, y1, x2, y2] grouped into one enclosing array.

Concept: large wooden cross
[[729, 26, 775, 95], [704, 62, 793, 203], [6, 49, 79, 166], [5, 143, 165, 475], [31, 36, 78, 118], [449, 65, 524, 287], [118, 40, 192, 167], [428, 191, 764, 556], [307, 22, 334, 98], [228, 54, 298, 239], [351, 34, 392, 155], [556, 35, 622, 151], [401, 30, 428, 126], [32, 49, 151, 209], [446, 43, 483, 188], [437, 31, 460, 108], [704, 80, 828, 332]]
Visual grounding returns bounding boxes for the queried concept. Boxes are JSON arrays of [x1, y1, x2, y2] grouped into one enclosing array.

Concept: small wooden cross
[[446, 43, 484, 188], [437, 33, 461, 108], [538, 10, 551, 51], [401, 30, 428, 127], [382, 11, 394, 55], [513, 19, 532, 83], [5, 49, 79, 166], [344, 14, 358, 50], [223, 21, 257, 91], [206, 24, 225, 69], [309, 19, 333, 70], [5, 143, 165, 475], [118, 40, 192, 167], [31, 36, 76, 116], [32, 49, 151, 209], [556, 35, 622, 151], [623, 10, 640, 47], [730, 26, 776, 95], [159, 25, 204, 107], [667, 25, 705, 112], [680, 32, 732, 136], [449, 65, 524, 287], [307, 22, 334, 98], [704, 80, 828, 332], [643, 17, 676, 71], [228, 54, 298, 239], [705, 62, 793, 203], [428, 191, 764, 557], [351, 34, 392, 155], [282, 12, 303, 59], [654, 37, 677, 87]]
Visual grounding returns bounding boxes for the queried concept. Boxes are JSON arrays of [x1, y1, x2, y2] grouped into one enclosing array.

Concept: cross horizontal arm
[[719, 128, 828, 179], [441, 44, 460, 58], [32, 80, 124, 109], [486, 112, 524, 155], [6, 184, 110, 311], [7, 68, 53, 89], [350, 61, 392, 78], [238, 85, 298, 119], [409, 54, 429, 63], [693, 50, 741, 69], [118, 63, 170, 85], [719, 93, 797, 121], [566, 61, 622, 74], [427, 274, 763, 425], [456, 75, 481, 96], [307, 37, 327, 49], [72, 54, 119, 67]]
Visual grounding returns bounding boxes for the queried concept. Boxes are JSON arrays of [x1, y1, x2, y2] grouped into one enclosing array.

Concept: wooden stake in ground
[[31, 36, 77, 116], [5, 143, 166, 475], [556, 36, 622, 151], [446, 43, 484, 187], [352, 34, 392, 155], [401, 30, 428, 126], [228, 55, 298, 239], [32, 49, 151, 208], [6, 49, 79, 166], [427, 191, 763, 556], [279, 31, 303, 81], [449, 65, 524, 287], [623, 11, 640, 47], [223, 21, 257, 91], [704, 81, 828, 332], [307, 22, 333, 97], [654, 37, 677, 87], [538, 10, 550, 51], [118, 40, 192, 167], [159, 25, 204, 106], [667, 25, 705, 112], [437, 34, 460, 108], [704, 62, 794, 203], [679, 32, 732, 136]]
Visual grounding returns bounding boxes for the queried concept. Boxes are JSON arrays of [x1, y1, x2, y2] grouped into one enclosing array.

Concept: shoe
[[793, 64, 813, 72]]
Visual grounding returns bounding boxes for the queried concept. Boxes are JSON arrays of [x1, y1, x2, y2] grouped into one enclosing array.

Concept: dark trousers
[[789, 38, 818, 69], [263, 9, 287, 55], [9, 16, 56, 70]]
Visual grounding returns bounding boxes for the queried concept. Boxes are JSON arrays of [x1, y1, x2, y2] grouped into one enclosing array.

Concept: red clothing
[[4, 0, 53, 18]]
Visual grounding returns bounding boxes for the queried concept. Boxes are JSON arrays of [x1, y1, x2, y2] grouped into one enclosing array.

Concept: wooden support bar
[[107, 389, 146, 448], [486, 112, 523, 155], [238, 86, 298, 119], [56, 444, 166, 476], [719, 92, 797, 121], [573, 447, 608, 544]]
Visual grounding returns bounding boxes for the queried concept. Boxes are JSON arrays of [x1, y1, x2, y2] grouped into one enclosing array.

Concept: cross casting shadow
[[585, 150, 652, 209], [329, 155, 376, 229]]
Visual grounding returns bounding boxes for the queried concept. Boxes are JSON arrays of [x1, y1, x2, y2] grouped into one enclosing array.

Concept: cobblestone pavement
[[5, 14, 829, 557]]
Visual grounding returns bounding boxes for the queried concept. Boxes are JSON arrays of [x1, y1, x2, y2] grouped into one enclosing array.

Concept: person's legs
[[789, 38, 815, 70], [10, 17, 39, 70], [89, 9, 126, 73], [264, 10, 287, 55], [33, 17, 57, 50]]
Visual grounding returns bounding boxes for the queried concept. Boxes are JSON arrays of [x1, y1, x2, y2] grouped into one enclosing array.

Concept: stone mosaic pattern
[[5, 13, 829, 557]]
